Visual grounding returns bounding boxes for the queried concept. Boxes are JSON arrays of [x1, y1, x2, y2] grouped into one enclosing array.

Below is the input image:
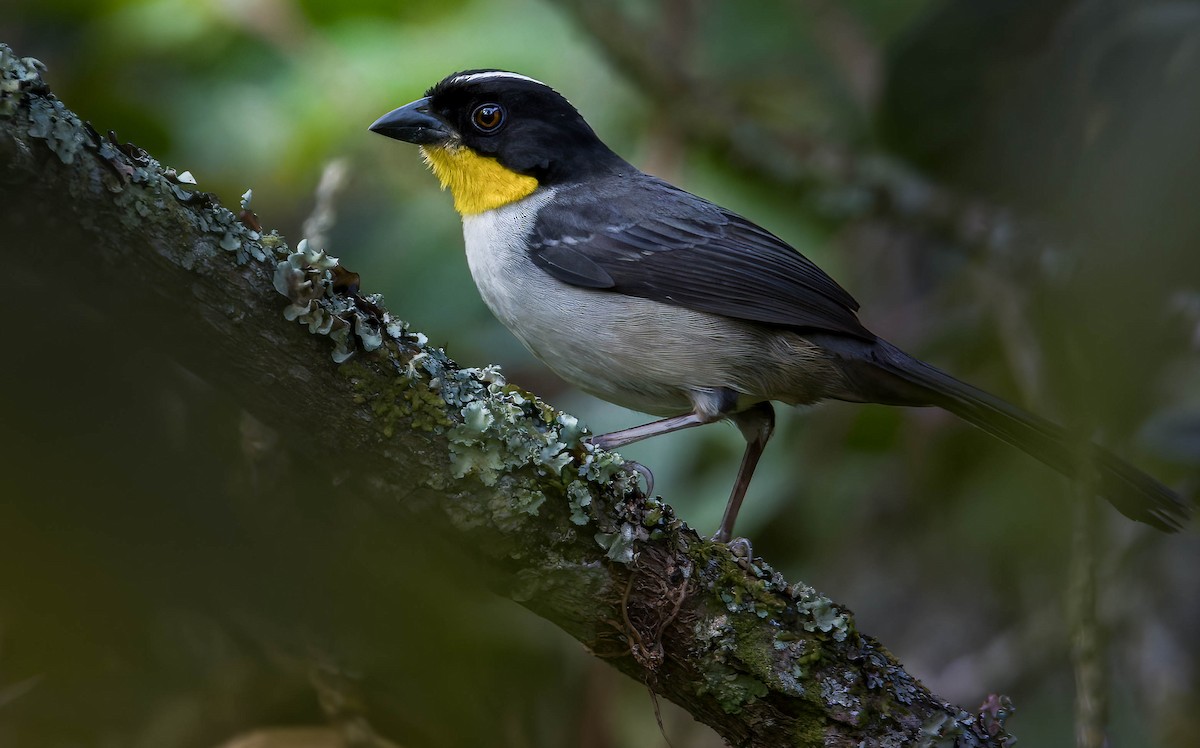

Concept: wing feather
[[529, 177, 873, 340]]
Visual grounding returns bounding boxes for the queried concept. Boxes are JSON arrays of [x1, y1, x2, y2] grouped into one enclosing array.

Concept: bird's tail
[[828, 337, 1191, 531]]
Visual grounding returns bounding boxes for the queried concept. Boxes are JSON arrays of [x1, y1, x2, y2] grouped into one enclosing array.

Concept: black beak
[[369, 97, 455, 145]]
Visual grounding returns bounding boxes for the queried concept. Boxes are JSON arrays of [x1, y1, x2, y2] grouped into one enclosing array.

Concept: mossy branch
[[0, 45, 1013, 748]]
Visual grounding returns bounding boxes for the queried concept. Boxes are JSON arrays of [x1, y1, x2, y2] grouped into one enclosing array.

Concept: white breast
[[461, 189, 688, 414], [458, 190, 825, 415], [461, 188, 559, 335]]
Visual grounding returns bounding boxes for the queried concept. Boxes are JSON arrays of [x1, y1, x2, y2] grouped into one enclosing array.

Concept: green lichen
[[3, 43, 273, 271], [26, 96, 85, 163], [594, 522, 642, 564], [918, 709, 973, 748], [694, 613, 736, 650], [788, 581, 851, 641], [578, 445, 630, 485], [348, 336, 590, 516], [819, 670, 862, 718], [248, 134, 647, 548], [695, 661, 770, 714], [566, 480, 594, 525], [768, 634, 811, 697], [0, 48, 46, 118], [640, 495, 664, 527], [726, 620, 783, 687], [692, 605, 804, 710], [889, 668, 920, 706], [342, 359, 452, 438], [347, 343, 623, 541], [684, 540, 861, 723], [690, 543, 788, 620], [484, 484, 548, 534], [791, 716, 828, 748], [272, 239, 417, 362], [556, 413, 585, 446], [441, 370, 578, 492], [4, 44, 270, 266]]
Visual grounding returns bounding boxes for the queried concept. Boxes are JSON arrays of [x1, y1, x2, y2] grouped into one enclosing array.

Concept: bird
[[369, 69, 1190, 542]]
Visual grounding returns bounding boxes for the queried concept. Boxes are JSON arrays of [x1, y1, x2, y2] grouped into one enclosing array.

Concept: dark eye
[[471, 103, 505, 132]]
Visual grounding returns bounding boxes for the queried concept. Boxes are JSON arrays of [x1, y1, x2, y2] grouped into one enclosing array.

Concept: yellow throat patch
[[420, 144, 539, 215]]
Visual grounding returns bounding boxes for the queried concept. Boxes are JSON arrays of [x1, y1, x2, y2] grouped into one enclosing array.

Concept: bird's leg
[[589, 395, 776, 545], [589, 411, 716, 450], [590, 410, 723, 499], [712, 402, 776, 543]]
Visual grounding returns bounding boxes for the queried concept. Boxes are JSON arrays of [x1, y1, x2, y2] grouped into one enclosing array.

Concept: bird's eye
[[471, 103, 505, 132]]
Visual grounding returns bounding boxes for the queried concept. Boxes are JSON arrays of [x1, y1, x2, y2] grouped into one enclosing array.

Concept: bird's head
[[370, 70, 627, 214]]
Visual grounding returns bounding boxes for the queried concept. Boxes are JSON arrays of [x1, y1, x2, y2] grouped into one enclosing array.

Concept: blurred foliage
[[2, 0, 1199, 747]]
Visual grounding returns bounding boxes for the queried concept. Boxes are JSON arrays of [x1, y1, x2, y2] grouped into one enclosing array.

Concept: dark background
[[2, 1, 1199, 745]]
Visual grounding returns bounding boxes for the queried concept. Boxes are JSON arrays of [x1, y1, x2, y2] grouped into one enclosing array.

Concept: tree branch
[[0, 45, 1013, 747]]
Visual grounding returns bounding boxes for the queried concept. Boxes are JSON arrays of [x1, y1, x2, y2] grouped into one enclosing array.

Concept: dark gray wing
[[529, 176, 873, 340]]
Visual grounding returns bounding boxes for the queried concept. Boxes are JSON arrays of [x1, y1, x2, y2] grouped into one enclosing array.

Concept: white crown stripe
[[449, 71, 547, 87]]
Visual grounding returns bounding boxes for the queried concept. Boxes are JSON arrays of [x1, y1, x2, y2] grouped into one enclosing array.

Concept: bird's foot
[[711, 526, 753, 556], [722, 536, 754, 560], [585, 435, 654, 495], [620, 460, 654, 496]]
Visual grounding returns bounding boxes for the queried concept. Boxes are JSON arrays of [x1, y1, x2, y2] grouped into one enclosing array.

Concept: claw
[[622, 460, 654, 496], [585, 434, 654, 495], [724, 536, 754, 559]]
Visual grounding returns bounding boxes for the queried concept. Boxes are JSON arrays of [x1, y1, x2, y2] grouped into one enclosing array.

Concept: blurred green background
[[2, 0, 1199, 746]]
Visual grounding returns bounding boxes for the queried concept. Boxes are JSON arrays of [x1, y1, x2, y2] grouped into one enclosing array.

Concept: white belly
[[461, 190, 697, 414], [459, 190, 834, 415]]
